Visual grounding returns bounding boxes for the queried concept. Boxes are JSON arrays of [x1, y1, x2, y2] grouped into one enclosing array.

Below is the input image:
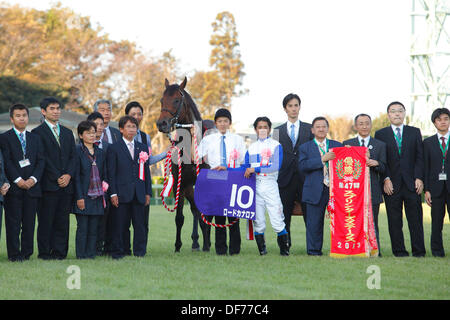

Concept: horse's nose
[[157, 119, 170, 133]]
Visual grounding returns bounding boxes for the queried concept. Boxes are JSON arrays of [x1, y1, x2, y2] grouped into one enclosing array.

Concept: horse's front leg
[[174, 192, 185, 253], [184, 186, 200, 251]]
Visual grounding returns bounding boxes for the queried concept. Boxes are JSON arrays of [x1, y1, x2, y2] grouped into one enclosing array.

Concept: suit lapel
[[279, 123, 292, 150], [42, 123, 61, 149], [119, 138, 134, 162], [8, 129, 23, 157], [432, 134, 444, 162], [386, 127, 401, 158], [347, 137, 359, 147], [134, 143, 140, 162], [294, 121, 306, 149]]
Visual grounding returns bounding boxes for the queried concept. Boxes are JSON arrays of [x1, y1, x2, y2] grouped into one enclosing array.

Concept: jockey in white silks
[[243, 117, 289, 256]]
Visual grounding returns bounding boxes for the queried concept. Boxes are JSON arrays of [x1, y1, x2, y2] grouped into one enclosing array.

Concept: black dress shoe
[[9, 256, 24, 262]]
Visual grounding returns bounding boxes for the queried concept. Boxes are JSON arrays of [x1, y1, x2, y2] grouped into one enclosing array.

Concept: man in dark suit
[[374, 101, 426, 257], [93, 99, 121, 144], [1, 104, 45, 262], [299, 117, 342, 256], [0, 146, 10, 255], [107, 116, 151, 259], [32, 97, 76, 260], [424, 107, 450, 257], [124, 101, 167, 256], [275, 93, 313, 248], [343, 113, 387, 255]]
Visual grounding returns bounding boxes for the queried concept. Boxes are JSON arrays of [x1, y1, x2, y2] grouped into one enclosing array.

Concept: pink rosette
[[139, 151, 149, 180], [228, 149, 240, 168], [260, 148, 272, 164]]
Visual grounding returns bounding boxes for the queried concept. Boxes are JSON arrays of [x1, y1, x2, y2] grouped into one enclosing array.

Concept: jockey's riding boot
[[255, 234, 267, 255], [277, 233, 290, 256]]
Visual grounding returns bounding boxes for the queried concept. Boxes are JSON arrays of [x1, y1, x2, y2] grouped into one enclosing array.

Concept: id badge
[[19, 159, 31, 168], [439, 173, 447, 181]]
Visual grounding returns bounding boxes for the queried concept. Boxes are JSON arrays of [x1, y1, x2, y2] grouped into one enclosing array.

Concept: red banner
[[328, 146, 378, 258]]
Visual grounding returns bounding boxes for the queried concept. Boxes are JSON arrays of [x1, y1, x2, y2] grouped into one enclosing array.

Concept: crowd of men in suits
[[0, 94, 448, 262]]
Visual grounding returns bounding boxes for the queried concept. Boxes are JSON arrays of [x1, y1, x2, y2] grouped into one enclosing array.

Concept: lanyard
[[314, 139, 329, 168], [394, 133, 402, 154]]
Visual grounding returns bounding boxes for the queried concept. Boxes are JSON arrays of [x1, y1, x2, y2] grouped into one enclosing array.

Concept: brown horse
[[157, 77, 214, 252]]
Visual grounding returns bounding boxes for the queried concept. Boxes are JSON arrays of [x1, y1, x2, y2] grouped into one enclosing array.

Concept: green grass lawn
[[0, 204, 448, 299]]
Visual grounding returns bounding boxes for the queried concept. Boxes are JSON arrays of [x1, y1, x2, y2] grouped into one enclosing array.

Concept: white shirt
[[286, 120, 300, 142], [111, 137, 135, 199], [12, 127, 37, 184], [123, 137, 135, 158], [437, 131, 450, 145], [357, 135, 371, 147], [197, 130, 246, 168], [103, 126, 113, 144], [391, 124, 404, 137]]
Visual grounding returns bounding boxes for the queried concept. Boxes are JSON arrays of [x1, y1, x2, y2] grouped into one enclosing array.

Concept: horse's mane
[[165, 84, 202, 122]]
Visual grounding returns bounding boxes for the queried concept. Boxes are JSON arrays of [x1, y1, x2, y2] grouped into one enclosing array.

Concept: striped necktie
[[19, 132, 26, 155], [52, 125, 60, 146]]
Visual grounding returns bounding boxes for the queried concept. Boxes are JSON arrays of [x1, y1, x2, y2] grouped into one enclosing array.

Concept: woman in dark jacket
[[73, 121, 107, 259]]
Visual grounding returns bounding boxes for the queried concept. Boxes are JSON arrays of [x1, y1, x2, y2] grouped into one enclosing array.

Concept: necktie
[[220, 135, 227, 167], [19, 132, 26, 156], [94, 141, 100, 147], [128, 142, 134, 160], [52, 125, 60, 146], [441, 137, 447, 157], [361, 139, 365, 147], [395, 128, 402, 154], [102, 130, 109, 144], [319, 142, 329, 187], [290, 124, 296, 147]]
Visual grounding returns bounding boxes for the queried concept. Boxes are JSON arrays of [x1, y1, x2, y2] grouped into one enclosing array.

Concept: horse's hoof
[[192, 247, 200, 252], [202, 246, 211, 252]]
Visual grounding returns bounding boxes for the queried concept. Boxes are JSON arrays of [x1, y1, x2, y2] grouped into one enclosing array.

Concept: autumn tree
[[190, 11, 247, 117], [326, 115, 356, 142], [0, 3, 136, 111]]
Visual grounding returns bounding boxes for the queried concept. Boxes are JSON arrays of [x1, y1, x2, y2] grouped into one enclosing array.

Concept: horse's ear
[[179, 77, 187, 90], [164, 78, 170, 88]]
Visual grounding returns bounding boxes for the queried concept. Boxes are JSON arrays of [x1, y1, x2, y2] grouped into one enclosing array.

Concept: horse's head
[[157, 77, 188, 133]]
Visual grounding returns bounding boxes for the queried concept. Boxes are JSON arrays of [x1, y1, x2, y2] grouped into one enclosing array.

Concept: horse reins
[[160, 91, 238, 228]]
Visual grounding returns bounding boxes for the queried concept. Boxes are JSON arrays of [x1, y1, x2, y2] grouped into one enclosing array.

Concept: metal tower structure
[[410, 0, 450, 135]]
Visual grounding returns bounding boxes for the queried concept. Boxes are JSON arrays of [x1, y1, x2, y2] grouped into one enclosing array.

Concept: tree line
[[0, 2, 397, 148], [0, 3, 245, 152]]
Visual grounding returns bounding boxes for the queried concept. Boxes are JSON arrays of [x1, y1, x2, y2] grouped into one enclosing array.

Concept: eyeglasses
[[388, 108, 405, 114]]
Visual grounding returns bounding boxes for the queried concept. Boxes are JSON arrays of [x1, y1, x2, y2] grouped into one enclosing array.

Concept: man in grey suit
[[343, 113, 387, 255]]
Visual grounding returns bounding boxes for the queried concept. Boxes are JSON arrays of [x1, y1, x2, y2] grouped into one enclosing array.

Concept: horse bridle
[[161, 89, 186, 131]]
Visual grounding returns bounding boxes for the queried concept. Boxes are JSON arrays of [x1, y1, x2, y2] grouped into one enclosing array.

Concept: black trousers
[[278, 172, 307, 246], [429, 188, 450, 257], [76, 214, 101, 259], [4, 192, 38, 260], [111, 198, 147, 258], [37, 190, 72, 259], [384, 182, 426, 257], [96, 204, 113, 254], [123, 204, 150, 256], [205, 216, 240, 255]]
